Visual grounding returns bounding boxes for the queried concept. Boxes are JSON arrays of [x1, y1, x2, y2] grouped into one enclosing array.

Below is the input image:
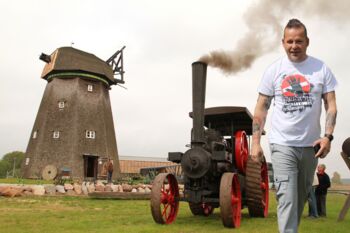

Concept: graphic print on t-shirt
[[281, 74, 314, 113]]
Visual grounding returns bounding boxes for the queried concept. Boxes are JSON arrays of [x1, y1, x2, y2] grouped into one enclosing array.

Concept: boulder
[[0, 186, 23, 197], [144, 187, 151, 193], [81, 182, 88, 195], [95, 184, 105, 192], [111, 184, 119, 192], [22, 186, 33, 193], [32, 185, 45, 196], [44, 185, 56, 195], [122, 184, 133, 192], [96, 180, 104, 186], [0, 186, 9, 194], [87, 183, 95, 193], [137, 187, 145, 193], [56, 185, 66, 194], [105, 185, 113, 192], [23, 190, 33, 196], [73, 184, 82, 195], [64, 183, 74, 190], [131, 188, 137, 193]]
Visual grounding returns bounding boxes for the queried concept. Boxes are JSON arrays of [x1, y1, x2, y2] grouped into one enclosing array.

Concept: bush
[[0, 151, 25, 178]]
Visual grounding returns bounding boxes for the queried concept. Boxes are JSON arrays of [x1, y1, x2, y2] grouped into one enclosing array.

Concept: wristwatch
[[324, 134, 334, 142]]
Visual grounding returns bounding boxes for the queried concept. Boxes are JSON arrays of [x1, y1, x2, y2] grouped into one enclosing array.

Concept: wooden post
[[338, 152, 350, 221], [338, 194, 350, 221]]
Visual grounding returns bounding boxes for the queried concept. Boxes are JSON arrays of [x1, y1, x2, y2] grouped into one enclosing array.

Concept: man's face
[[317, 165, 325, 173], [282, 27, 309, 63]]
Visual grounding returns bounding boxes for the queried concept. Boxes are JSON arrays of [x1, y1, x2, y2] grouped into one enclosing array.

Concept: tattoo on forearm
[[264, 97, 272, 110], [253, 117, 262, 135], [326, 112, 337, 128], [253, 122, 260, 134]]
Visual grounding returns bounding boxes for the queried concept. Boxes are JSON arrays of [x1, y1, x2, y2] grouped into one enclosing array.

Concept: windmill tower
[[22, 46, 125, 181]]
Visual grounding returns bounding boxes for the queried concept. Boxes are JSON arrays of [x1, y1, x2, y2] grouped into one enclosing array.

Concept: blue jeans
[[107, 172, 113, 183], [270, 144, 318, 233], [308, 186, 318, 217]]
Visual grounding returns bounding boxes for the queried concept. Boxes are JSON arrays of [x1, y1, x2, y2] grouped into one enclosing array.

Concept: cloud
[[199, 0, 350, 74]]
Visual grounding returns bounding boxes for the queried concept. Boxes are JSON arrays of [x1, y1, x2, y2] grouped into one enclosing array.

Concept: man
[[251, 18, 337, 233], [316, 164, 331, 217], [107, 159, 114, 183]]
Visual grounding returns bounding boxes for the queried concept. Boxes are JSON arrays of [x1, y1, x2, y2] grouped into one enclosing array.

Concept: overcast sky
[[1, 0, 349, 178]]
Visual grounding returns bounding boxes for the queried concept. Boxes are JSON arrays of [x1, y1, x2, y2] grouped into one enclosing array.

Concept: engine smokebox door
[[181, 147, 211, 179]]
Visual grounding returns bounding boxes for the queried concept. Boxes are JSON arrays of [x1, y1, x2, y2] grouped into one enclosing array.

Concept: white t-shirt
[[258, 56, 337, 147]]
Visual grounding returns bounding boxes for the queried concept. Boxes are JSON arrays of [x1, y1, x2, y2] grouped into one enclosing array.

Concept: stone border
[[0, 182, 186, 198]]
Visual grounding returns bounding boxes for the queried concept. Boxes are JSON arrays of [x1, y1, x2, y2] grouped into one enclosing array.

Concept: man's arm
[[251, 93, 272, 162], [314, 91, 337, 158], [324, 91, 337, 135]]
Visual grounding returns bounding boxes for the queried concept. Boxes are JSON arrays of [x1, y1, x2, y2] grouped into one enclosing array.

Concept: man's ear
[[306, 37, 310, 47]]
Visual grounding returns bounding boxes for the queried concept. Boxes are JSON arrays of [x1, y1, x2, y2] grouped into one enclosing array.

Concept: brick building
[[119, 156, 176, 175]]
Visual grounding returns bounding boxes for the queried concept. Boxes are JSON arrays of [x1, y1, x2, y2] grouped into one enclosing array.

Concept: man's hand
[[313, 137, 331, 158], [251, 143, 264, 163]]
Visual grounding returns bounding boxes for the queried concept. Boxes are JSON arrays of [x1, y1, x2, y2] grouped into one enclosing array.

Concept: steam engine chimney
[[191, 61, 207, 146], [180, 61, 211, 179]]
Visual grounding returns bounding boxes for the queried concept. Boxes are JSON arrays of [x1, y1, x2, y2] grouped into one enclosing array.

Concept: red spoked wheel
[[150, 173, 179, 224], [235, 130, 249, 174], [220, 173, 242, 228], [189, 202, 214, 216], [245, 156, 269, 217]]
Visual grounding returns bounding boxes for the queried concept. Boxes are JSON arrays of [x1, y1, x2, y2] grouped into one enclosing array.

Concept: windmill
[[22, 46, 126, 181]]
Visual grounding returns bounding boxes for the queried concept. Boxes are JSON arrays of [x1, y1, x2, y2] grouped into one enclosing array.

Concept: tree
[[331, 171, 342, 184], [0, 151, 25, 178]]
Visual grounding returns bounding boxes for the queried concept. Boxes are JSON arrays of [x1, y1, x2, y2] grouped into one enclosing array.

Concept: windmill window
[[86, 130, 96, 139], [87, 84, 93, 92], [53, 131, 60, 139], [58, 101, 65, 109], [32, 130, 38, 139]]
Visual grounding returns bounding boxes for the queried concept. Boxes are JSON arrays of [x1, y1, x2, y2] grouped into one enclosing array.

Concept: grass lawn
[[0, 192, 349, 233], [0, 178, 53, 185]]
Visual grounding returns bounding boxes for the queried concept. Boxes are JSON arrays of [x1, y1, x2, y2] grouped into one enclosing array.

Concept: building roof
[[40, 47, 115, 85], [119, 155, 169, 162], [188, 106, 265, 136]]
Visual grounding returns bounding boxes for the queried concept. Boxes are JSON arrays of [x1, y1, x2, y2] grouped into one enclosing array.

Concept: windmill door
[[83, 155, 98, 179]]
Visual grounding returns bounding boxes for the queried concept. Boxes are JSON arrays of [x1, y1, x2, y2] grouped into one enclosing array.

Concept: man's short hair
[[284, 18, 308, 39], [318, 164, 326, 169]]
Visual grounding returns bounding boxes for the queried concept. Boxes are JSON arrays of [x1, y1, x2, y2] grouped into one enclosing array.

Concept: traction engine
[[150, 62, 269, 228]]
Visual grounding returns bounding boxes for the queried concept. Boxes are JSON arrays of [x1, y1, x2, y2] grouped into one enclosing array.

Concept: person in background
[[308, 173, 319, 218], [316, 164, 331, 217], [107, 158, 114, 183]]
